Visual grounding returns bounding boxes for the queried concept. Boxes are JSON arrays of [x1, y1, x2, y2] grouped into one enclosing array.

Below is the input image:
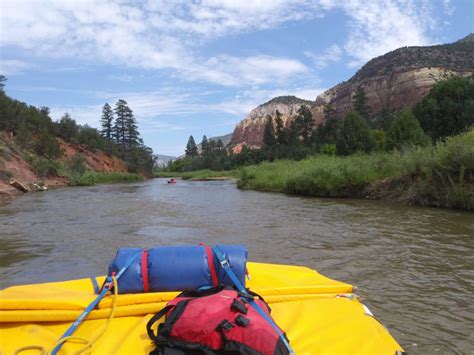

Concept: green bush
[[29, 156, 62, 178], [70, 171, 144, 186], [66, 153, 86, 177]]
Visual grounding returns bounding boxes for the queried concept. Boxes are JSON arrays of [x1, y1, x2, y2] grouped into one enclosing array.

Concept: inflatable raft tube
[[0, 262, 403, 354]]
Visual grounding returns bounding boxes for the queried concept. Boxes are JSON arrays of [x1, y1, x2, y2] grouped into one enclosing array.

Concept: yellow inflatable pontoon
[[0, 262, 403, 354]]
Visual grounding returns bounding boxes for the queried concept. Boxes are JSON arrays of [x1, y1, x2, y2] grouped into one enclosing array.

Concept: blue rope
[[51, 252, 140, 355], [211, 246, 295, 355]]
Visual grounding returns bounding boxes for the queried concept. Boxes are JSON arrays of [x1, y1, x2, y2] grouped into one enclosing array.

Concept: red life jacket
[[146, 286, 290, 355]]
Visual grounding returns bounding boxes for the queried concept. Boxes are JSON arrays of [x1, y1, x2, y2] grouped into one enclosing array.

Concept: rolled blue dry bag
[[108, 245, 248, 293]]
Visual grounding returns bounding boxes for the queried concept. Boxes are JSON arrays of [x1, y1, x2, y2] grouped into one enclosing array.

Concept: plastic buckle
[[216, 319, 235, 332], [235, 315, 250, 327], [231, 299, 248, 314]]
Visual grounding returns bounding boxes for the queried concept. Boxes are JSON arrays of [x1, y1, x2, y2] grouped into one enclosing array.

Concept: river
[[0, 179, 473, 353]]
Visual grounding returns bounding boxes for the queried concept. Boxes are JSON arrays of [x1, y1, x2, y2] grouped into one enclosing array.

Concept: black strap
[[146, 305, 172, 342]]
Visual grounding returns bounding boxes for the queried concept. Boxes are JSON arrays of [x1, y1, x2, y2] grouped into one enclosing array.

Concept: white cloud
[[0, 59, 32, 75], [0, 0, 453, 82], [304, 44, 343, 69], [339, 0, 436, 67]]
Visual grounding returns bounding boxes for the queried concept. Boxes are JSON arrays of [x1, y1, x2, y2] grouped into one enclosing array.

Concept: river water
[[0, 179, 473, 353]]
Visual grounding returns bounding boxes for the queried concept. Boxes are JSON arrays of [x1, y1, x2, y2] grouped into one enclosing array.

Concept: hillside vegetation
[[0, 80, 152, 195], [238, 128, 474, 210]]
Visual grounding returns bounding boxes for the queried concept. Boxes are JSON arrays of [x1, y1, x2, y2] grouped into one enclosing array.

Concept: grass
[[238, 128, 474, 210], [70, 171, 144, 186], [154, 169, 239, 180]]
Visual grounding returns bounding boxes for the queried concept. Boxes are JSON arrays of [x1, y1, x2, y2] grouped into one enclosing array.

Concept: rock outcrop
[[230, 34, 474, 148], [230, 96, 314, 148]]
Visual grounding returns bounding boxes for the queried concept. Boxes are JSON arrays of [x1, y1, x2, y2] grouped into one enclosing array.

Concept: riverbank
[[157, 129, 473, 210], [238, 128, 473, 211], [154, 169, 239, 180]]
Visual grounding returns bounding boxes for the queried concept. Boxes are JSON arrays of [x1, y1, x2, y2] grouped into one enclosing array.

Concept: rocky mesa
[[230, 34, 474, 148]]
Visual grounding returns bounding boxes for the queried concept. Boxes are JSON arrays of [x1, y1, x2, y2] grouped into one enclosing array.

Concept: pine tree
[[352, 86, 371, 121], [185, 135, 198, 157], [201, 135, 209, 155], [100, 103, 114, 140], [216, 139, 224, 151], [263, 115, 276, 147], [295, 105, 314, 146], [337, 111, 375, 155], [274, 110, 286, 145], [0, 75, 6, 92], [113, 99, 129, 148], [125, 106, 141, 148]]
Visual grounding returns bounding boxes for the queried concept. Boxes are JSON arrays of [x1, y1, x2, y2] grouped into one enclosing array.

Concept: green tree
[[16, 123, 33, 149], [294, 105, 314, 146], [216, 139, 224, 151], [373, 108, 395, 131], [185, 135, 198, 157], [262, 115, 276, 147], [274, 110, 286, 145], [201, 135, 209, 155], [372, 129, 387, 151], [352, 86, 371, 121], [414, 76, 474, 140], [0, 75, 6, 92], [387, 108, 430, 150], [315, 116, 341, 147], [100, 103, 114, 140], [337, 111, 375, 155], [57, 113, 78, 142], [125, 107, 141, 148], [34, 131, 62, 159], [113, 99, 130, 148]]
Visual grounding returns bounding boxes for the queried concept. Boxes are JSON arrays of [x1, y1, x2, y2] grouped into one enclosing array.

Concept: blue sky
[[0, 0, 472, 156]]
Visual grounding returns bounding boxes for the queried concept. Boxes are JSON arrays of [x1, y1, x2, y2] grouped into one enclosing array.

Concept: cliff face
[[230, 96, 313, 148], [230, 34, 474, 148], [311, 67, 474, 123]]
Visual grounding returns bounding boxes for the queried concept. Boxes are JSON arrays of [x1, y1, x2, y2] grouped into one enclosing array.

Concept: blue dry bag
[[108, 245, 248, 293]]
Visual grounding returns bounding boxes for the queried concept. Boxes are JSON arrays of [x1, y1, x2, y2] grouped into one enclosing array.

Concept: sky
[[0, 0, 472, 156]]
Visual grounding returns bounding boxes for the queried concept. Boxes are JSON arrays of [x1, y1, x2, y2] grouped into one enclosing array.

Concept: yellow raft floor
[[0, 262, 403, 354]]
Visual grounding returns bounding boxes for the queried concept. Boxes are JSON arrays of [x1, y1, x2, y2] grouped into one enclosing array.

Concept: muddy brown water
[[1, 179, 473, 353]]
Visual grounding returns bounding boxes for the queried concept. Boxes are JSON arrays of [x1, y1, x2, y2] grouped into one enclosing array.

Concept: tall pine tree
[[262, 115, 276, 147], [100, 103, 114, 140], [0, 75, 6, 92], [274, 110, 286, 145], [185, 135, 198, 157], [295, 105, 314, 146], [125, 106, 141, 148], [352, 86, 371, 121], [201, 135, 209, 155], [113, 99, 129, 148]]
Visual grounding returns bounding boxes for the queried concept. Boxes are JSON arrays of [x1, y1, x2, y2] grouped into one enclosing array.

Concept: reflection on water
[[0, 179, 473, 353]]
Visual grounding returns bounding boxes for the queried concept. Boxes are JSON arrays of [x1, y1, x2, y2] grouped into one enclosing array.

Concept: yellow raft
[[0, 262, 403, 354]]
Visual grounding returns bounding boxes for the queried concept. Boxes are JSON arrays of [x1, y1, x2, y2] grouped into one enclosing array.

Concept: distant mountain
[[208, 133, 233, 147], [153, 154, 176, 168], [229, 34, 474, 148]]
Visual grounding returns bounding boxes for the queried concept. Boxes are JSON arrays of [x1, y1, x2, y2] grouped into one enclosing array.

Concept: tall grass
[[238, 128, 474, 210], [70, 171, 143, 186]]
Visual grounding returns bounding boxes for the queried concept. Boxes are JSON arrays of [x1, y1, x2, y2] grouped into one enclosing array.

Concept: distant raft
[[0, 262, 403, 354]]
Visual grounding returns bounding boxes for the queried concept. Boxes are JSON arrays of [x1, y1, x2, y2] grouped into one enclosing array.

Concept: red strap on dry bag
[[141, 250, 149, 292], [205, 246, 219, 287]]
